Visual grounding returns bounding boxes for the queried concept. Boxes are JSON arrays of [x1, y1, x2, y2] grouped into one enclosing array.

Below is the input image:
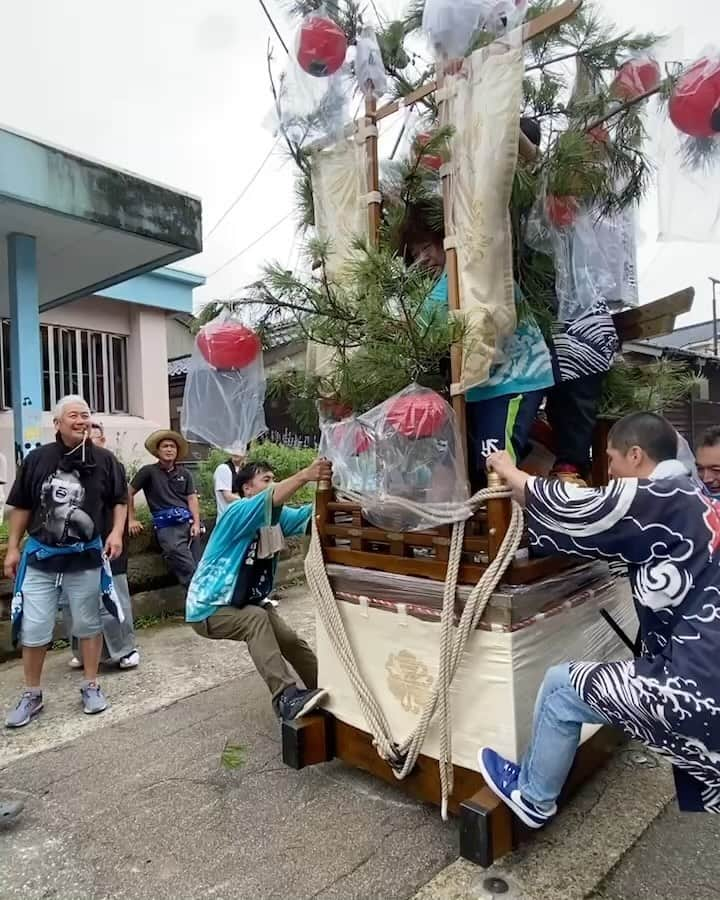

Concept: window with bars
[[0, 320, 129, 414]]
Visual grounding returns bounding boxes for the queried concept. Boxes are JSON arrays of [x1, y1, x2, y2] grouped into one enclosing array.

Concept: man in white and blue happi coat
[[477, 412, 720, 828]]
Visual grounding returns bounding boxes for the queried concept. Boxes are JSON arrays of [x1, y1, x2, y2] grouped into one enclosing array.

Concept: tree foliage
[[238, 1, 668, 426]]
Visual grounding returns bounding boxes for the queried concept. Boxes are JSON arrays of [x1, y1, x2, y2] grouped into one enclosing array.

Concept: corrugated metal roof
[[643, 320, 717, 351]]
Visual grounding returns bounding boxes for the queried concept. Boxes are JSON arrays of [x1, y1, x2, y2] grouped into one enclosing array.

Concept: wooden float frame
[[282, 712, 625, 867], [285, 0, 695, 867]]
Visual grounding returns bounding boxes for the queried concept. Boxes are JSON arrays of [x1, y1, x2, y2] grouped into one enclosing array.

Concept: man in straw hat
[[128, 429, 201, 588]]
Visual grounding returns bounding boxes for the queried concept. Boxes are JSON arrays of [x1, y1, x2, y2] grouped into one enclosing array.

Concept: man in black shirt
[[128, 430, 200, 588], [4, 396, 127, 727]]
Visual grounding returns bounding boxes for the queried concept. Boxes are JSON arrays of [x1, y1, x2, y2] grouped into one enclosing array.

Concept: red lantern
[[611, 58, 662, 101], [386, 391, 448, 439], [416, 132, 443, 171], [319, 398, 353, 422], [197, 322, 261, 371], [297, 15, 347, 78], [669, 58, 720, 138], [588, 125, 609, 145], [329, 420, 372, 456], [545, 195, 579, 229]]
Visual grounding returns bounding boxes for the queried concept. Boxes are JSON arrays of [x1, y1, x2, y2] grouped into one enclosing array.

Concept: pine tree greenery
[[235, 1, 677, 428]]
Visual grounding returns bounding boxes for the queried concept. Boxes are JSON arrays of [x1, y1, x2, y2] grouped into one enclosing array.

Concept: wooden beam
[[613, 287, 695, 344], [374, 1, 583, 123]]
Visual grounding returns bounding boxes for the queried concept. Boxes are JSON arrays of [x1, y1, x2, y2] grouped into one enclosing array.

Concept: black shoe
[[278, 686, 328, 722]]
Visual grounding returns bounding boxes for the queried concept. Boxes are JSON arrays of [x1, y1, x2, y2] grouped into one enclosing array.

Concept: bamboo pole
[[364, 94, 381, 246]]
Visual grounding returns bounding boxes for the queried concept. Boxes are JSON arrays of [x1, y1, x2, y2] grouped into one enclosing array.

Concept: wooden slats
[[614, 287, 695, 343]]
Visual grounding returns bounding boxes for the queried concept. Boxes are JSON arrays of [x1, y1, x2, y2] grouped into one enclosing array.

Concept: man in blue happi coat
[[186, 457, 331, 722], [477, 412, 720, 826]]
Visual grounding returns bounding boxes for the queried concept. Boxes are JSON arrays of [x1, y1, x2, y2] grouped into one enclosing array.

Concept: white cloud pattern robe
[[526, 471, 720, 812]]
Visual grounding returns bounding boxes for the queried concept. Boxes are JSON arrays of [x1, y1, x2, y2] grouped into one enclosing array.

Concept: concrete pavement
[[0, 586, 690, 899]]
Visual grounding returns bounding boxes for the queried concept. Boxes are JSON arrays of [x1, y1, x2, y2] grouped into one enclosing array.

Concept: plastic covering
[[422, 0, 528, 59], [657, 48, 720, 243], [527, 195, 638, 321], [317, 569, 633, 765], [320, 385, 469, 532], [271, 59, 349, 146], [355, 25, 388, 98], [610, 55, 662, 102], [181, 310, 267, 454], [266, 7, 350, 146]]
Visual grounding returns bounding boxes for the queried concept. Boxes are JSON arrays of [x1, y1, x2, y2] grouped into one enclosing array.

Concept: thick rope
[[305, 485, 524, 819]]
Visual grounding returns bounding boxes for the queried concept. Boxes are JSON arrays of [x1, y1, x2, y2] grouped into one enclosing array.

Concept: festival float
[[224, 0, 707, 865]]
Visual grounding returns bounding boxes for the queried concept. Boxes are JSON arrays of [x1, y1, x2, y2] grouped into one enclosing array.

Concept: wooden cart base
[[282, 712, 625, 868]]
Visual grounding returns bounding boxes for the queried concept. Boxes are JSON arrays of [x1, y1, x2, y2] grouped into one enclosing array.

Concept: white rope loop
[[306, 484, 524, 818]]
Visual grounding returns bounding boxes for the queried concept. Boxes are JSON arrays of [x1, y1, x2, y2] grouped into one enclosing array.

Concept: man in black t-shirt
[[128, 430, 201, 588], [4, 396, 128, 728]]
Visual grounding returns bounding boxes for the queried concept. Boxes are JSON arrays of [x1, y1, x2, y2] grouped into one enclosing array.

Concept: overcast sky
[[0, 0, 717, 326]]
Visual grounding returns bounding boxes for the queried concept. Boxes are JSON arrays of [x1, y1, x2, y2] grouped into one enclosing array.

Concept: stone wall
[[0, 526, 309, 662]]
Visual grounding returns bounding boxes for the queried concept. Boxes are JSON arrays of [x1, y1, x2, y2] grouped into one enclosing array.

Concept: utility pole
[[711, 277, 720, 357]]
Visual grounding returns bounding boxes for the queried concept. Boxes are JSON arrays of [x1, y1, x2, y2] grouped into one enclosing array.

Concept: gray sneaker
[[5, 691, 44, 728], [80, 683, 108, 715]]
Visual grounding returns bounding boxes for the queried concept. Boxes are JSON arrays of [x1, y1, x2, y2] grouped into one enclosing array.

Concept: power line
[[257, 0, 289, 55], [207, 214, 293, 279], [205, 138, 280, 241]]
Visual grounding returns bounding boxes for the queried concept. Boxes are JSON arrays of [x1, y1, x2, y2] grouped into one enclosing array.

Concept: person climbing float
[[401, 118, 620, 488], [477, 412, 720, 826], [186, 458, 332, 722]]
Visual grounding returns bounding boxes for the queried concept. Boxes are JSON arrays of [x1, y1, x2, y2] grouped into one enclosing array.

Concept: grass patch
[[221, 741, 247, 770], [134, 610, 186, 630]]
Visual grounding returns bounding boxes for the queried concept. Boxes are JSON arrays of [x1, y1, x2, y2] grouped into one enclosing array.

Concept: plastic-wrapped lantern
[[329, 420, 373, 456], [416, 132, 443, 171], [386, 390, 447, 439], [546, 195, 579, 229], [318, 398, 353, 423], [297, 14, 348, 77], [197, 321, 262, 371], [669, 58, 720, 138], [611, 57, 662, 101]]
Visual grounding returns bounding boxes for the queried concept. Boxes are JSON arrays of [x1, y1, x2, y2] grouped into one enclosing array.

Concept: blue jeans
[[519, 663, 609, 810]]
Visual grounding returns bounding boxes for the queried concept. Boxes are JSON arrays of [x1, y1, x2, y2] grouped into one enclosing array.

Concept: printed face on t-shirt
[[40, 469, 95, 544]]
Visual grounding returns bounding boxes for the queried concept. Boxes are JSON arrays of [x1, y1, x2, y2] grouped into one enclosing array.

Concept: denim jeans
[[519, 663, 609, 810]]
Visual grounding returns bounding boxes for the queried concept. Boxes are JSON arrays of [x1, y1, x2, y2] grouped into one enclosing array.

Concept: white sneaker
[[69, 656, 83, 670], [118, 650, 140, 670]]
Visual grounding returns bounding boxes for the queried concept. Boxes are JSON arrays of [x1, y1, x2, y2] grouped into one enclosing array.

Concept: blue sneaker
[[477, 747, 557, 829]]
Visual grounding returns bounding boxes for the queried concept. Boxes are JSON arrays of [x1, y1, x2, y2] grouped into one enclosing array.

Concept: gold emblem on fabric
[[385, 650, 434, 715]]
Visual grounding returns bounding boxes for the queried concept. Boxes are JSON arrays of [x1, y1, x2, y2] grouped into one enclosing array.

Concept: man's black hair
[[699, 426, 720, 449], [236, 461, 274, 496], [520, 117, 541, 147], [608, 412, 678, 463]]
